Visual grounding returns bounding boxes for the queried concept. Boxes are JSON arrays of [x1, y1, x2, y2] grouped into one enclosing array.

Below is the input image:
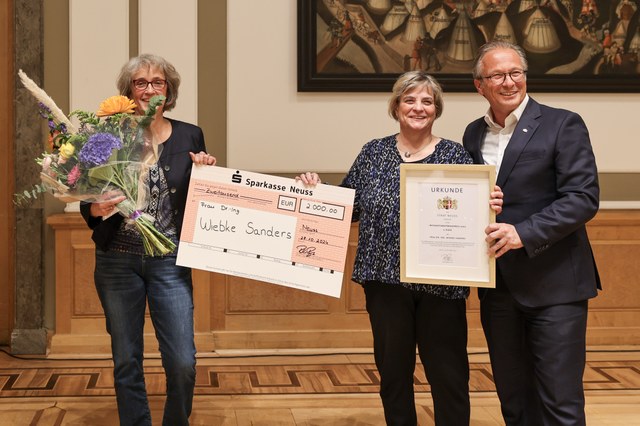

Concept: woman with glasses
[[80, 54, 216, 426], [298, 71, 503, 425]]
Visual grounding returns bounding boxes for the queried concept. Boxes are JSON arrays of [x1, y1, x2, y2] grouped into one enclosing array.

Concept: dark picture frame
[[298, 0, 640, 93]]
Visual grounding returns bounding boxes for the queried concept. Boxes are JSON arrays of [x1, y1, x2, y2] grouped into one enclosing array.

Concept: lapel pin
[[523, 129, 528, 132]]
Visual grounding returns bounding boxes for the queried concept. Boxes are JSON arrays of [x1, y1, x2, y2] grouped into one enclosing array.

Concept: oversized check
[[177, 166, 355, 298]]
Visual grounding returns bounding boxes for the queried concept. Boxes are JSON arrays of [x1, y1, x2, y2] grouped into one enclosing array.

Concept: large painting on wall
[[298, 0, 640, 92]]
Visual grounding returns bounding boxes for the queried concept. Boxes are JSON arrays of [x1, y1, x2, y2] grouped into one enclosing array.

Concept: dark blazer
[[463, 97, 601, 307], [80, 119, 206, 251]]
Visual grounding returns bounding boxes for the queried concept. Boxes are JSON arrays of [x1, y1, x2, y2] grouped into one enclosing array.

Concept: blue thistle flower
[[78, 132, 123, 167]]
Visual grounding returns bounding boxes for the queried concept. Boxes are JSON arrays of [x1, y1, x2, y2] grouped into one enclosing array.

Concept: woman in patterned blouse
[[298, 71, 503, 426]]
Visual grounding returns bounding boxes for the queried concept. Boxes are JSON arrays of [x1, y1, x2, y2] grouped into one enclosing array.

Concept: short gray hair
[[472, 41, 528, 80], [116, 53, 181, 111], [388, 71, 444, 120]]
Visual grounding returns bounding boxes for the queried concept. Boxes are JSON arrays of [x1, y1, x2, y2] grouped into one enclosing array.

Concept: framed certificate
[[400, 164, 496, 288]]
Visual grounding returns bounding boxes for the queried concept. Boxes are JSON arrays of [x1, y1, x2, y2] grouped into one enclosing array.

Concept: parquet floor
[[1, 347, 640, 425]]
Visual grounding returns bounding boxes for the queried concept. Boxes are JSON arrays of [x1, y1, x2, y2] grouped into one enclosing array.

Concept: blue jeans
[[95, 250, 196, 426]]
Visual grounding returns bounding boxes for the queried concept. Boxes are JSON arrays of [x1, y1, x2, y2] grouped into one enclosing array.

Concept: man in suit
[[463, 41, 601, 426]]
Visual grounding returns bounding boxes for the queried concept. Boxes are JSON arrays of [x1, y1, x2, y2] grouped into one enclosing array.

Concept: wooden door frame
[[0, 0, 15, 345]]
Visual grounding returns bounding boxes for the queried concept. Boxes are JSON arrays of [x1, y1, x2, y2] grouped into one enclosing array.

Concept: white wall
[[70, 0, 129, 113], [69, 0, 197, 124], [228, 0, 640, 174], [139, 0, 198, 124]]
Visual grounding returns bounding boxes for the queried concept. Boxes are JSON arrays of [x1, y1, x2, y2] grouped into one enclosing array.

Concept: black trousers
[[364, 282, 470, 426], [481, 289, 588, 426]]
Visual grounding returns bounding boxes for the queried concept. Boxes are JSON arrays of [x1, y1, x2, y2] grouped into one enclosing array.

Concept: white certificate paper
[[418, 182, 479, 268], [177, 166, 355, 298]]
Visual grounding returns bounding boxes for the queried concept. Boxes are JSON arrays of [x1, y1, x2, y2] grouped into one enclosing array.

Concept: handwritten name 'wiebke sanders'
[[199, 218, 292, 239]]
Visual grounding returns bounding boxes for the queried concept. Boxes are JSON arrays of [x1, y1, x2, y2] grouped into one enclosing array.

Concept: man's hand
[[485, 222, 523, 258], [490, 185, 503, 214]]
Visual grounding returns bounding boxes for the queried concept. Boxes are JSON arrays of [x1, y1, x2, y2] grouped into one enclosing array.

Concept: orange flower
[[47, 131, 58, 150], [96, 95, 136, 117]]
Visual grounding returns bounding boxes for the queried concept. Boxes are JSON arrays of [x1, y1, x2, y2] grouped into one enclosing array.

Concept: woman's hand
[[90, 194, 127, 218], [190, 151, 217, 166], [489, 185, 503, 215], [295, 172, 322, 186]]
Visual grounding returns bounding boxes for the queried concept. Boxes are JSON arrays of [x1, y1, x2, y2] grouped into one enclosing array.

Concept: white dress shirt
[[481, 94, 529, 172]]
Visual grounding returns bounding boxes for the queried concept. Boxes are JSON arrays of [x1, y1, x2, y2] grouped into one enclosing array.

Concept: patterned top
[[341, 134, 473, 299], [109, 164, 179, 256]]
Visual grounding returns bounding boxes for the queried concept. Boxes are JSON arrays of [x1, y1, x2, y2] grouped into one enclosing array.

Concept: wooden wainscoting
[[585, 210, 640, 344], [46, 210, 640, 355], [46, 214, 215, 355], [208, 220, 371, 350]]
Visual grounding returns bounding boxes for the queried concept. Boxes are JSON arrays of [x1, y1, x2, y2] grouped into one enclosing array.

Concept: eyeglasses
[[132, 79, 167, 91], [481, 70, 527, 85]]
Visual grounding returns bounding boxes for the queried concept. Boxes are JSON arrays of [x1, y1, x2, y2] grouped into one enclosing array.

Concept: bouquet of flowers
[[16, 69, 176, 256]]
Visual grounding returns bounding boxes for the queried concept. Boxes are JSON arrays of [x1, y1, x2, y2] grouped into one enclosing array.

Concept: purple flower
[[78, 132, 122, 167], [38, 103, 52, 118]]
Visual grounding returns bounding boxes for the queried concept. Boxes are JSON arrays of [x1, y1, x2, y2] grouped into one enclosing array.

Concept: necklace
[[400, 135, 433, 158]]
